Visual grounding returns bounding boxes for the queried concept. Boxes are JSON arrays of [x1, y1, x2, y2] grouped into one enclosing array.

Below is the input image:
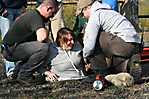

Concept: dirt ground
[[0, 55, 148, 99]]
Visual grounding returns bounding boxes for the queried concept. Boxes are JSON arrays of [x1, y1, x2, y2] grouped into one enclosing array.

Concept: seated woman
[[1, 27, 92, 84], [45, 27, 88, 82]]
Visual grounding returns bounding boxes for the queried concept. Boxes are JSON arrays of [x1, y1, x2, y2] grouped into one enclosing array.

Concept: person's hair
[[56, 27, 74, 47], [41, 0, 58, 7]]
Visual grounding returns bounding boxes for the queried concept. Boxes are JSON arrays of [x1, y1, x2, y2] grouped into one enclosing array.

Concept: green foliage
[[26, 3, 77, 30], [26, 4, 36, 11], [139, 0, 149, 31], [139, 18, 149, 31], [63, 4, 77, 29]]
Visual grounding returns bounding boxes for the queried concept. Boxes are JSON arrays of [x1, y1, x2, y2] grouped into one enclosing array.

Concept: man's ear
[[47, 6, 50, 12], [46, 5, 53, 12]]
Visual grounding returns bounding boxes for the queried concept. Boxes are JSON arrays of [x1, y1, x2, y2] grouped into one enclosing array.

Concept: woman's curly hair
[[56, 27, 74, 47]]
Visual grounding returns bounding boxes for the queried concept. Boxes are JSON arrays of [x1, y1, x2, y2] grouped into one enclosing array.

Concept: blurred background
[[1, 0, 149, 41], [26, 0, 149, 30]]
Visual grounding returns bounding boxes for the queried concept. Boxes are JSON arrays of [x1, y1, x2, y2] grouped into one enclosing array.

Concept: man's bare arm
[[36, 28, 49, 42]]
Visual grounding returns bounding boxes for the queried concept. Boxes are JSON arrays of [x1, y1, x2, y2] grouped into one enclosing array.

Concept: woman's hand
[[44, 71, 59, 82]]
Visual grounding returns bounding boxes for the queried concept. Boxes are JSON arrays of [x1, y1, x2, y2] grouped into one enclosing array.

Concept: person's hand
[[44, 71, 59, 82], [85, 63, 92, 72], [36, 28, 49, 42], [84, 57, 90, 64]]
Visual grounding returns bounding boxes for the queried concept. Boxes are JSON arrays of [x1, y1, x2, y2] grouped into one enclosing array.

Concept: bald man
[[2, 0, 58, 84]]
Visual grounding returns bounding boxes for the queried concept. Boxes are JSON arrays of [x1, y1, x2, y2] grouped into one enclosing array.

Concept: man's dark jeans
[[3, 41, 50, 80]]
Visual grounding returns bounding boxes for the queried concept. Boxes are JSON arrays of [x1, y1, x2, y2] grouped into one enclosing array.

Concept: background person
[[0, 0, 28, 77], [0, 2, 10, 39], [77, 0, 141, 78], [0, 0, 27, 24], [0, 16, 15, 77], [102, 0, 118, 12], [0, 1, 15, 77], [50, 0, 65, 41]]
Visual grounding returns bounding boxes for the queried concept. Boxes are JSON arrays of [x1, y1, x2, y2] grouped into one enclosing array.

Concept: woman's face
[[62, 33, 74, 50]]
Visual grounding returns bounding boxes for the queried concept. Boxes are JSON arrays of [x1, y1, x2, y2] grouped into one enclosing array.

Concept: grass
[[139, 0, 149, 31], [0, 79, 148, 98]]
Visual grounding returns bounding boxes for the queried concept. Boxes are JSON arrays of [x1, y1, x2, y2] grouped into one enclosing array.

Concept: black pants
[[89, 32, 140, 74], [3, 41, 50, 79]]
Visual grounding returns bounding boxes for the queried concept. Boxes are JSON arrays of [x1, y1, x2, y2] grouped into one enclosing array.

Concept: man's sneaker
[[17, 72, 46, 86], [33, 72, 46, 84], [127, 54, 142, 82], [16, 75, 35, 86], [16, 78, 33, 86]]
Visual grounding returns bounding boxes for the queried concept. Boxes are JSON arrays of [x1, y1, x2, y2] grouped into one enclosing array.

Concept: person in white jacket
[[77, 0, 141, 76]]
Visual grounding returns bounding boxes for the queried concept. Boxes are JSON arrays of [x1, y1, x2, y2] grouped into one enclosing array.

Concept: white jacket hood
[[91, 1, 111, 14]]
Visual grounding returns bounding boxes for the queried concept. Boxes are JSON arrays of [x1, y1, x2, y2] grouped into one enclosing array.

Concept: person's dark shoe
[[16, 77, 33, 86], [17, 75, 38, 86], [16, 72, 35, 86], [33, 72, 46, 84], [17, 72, 46, 86]]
